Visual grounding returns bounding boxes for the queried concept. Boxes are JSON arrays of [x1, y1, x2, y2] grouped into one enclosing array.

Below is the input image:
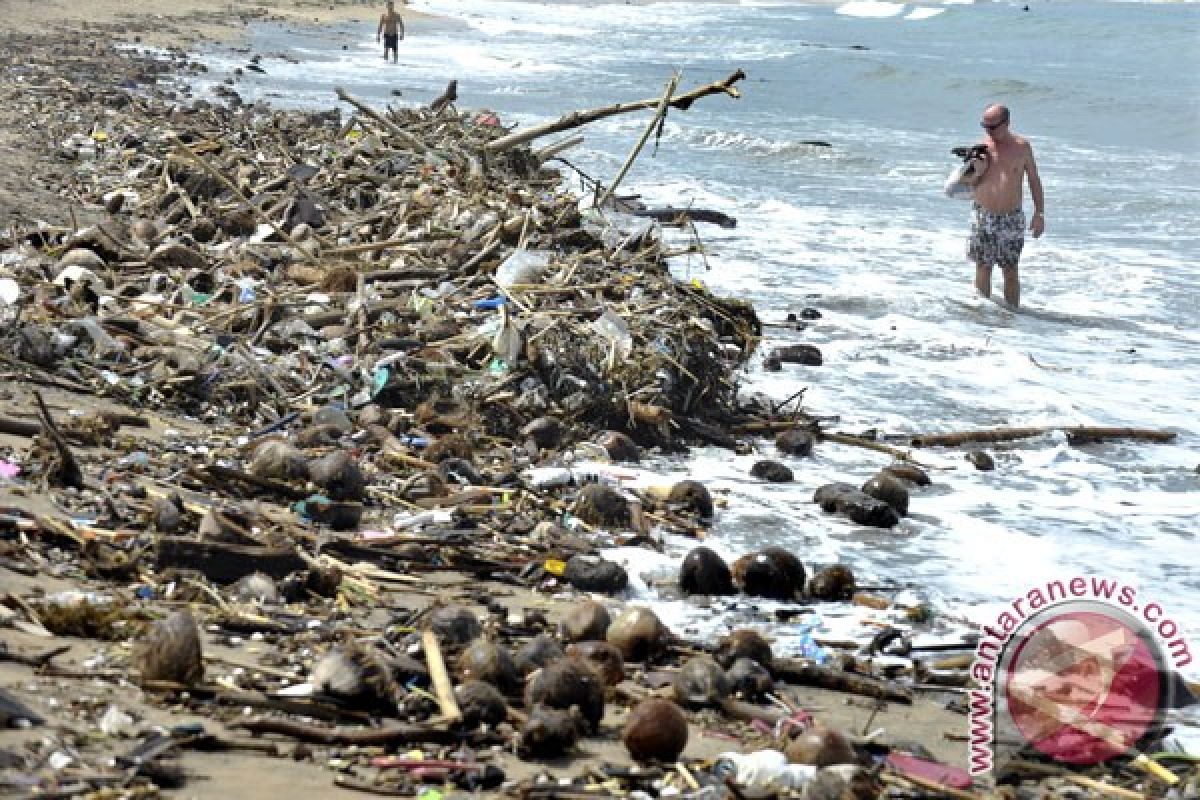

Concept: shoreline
[[1, 7, 1196, 800]]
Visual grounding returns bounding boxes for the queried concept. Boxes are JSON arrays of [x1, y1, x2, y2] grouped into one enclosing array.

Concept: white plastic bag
[[495, 249, 552, 287]]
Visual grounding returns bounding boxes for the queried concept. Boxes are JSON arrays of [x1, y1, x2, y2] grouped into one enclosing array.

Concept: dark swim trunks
[[967, 203, 1025, 269], [383, 33, 399, 50]]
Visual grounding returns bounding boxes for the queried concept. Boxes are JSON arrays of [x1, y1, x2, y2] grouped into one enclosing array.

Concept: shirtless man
[[968, 104, 1044, 307], [376, 0, 404, 64]]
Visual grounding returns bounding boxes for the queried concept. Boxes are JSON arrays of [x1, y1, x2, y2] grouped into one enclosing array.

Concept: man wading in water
[[377, 0, 404, 64], [968, 104, 1045, 308]]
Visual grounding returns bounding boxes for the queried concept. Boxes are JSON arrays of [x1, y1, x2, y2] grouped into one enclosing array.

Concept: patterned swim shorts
[[967, 204, 1025, 269]]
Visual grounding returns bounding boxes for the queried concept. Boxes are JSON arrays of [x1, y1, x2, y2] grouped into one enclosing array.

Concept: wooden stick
[[597, 72, 680, 209], [235, 716, 481, 745], [335, 87, 426, 153], [422, 629, 463, 725], [908, 425, 1176, 448], [771, 658, 913, 704], [484, 70, 746, 154], [819, 431, 931, 465]]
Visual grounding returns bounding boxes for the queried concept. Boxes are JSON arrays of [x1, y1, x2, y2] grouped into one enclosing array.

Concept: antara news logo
[[968, 575, 1192, 775]]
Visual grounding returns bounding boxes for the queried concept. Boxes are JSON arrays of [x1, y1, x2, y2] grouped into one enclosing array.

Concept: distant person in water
[[968, 104, 1044, 307], [377, 0, 404, 63]]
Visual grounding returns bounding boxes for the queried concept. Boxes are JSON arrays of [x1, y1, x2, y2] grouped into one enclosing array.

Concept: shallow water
[[190, 0, 1200, 687]]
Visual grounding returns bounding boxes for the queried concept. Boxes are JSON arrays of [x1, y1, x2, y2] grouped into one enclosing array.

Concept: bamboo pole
[[422, 630, 463, 725], [596, 72, 680, 209]]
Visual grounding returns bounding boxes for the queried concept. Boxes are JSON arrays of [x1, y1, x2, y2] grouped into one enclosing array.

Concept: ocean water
[[192, 0, 1200, 685]]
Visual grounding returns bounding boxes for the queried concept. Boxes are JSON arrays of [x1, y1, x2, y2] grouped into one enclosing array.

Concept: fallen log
[[630, 207, 737, 229], [908, 425, 1177, 448], [155, 536, 308, 584], [484, 69, 746, 155], [234, 716, 493, 746], [772, 658, 912, 704]]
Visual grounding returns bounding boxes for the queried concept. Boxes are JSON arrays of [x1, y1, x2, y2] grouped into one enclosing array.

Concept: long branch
[[483, 69, 746, 155], [908, 426, 1176, 448]]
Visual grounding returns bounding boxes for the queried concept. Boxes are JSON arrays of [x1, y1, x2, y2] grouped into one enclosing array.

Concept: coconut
[[131, 219, 160, 244], [672, 656, 730, 708], [666, 479, 713, 519], [882, 462, 930, 486], [775, 428, 815, 457], [515, 634, 564, 676], [455, 680, 508, 728], [248, 440, 309, 482], [731, 548, 805, 601], [573, 483, 630, 528], [230, 572, 279, 604], [521, 416, 565, 449], [304, 564, 343, 597], [967, 450, 995, 471], [59, 248, 107, 270], [784, 724, 858, 767], [558, 599, 611, 643], [679, 546, 734, 596], [714, 629, 773, 671], [623, 698, 688, 763], [306, 449, 366, 501], [150, 496, 184, 533], [606, 607, 670, 662], [311, 641, 400, 713], [750, 459, 794, 482], [595, 430, 640, 462], [808, 565, 857, 602], [861, 472, 909, 516], [457, 639, 521, 694], [525, 658, 605, 733], [518, 705, 585, 759], [562, 554, 628, 594], [565, 641, 625, 687], [133, 610, 204, 686], [428, 605, 482, 646], [727, 657, 773, 701]]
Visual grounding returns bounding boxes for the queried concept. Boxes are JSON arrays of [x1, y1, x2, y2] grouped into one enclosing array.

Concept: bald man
[[377, 0, 404, 63], [968, 104, 1044, 307]]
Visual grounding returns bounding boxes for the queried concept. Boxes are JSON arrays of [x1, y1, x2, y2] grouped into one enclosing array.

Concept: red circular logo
[[1003, 609, 1163, 765]]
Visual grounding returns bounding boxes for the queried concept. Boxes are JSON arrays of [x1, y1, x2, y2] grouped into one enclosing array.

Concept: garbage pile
[[1, 32, 1196, 800]]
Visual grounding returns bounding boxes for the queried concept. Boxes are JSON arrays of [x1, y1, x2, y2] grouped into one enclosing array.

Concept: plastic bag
[[714, 749, 815, 791], [495, 249, 552, 287], [591, 308, 633, 361]]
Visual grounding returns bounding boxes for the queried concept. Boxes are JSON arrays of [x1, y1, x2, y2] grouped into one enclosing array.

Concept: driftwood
[[908, 425, 1177, 448], [155, 536, 307, 584], [630, 207, 737, 229], [772, 658, 913, 704], [484, 69, 746, 155], [33, 390, 84, 489], [427, 79, 458, 115], [234, 716, 493, 746]]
